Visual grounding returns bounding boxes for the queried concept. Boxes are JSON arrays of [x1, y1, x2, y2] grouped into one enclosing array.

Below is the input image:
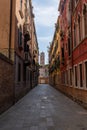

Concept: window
[[64, 71, 66, 84], [85, 61, 87, 88], [61, 47, 64, 58], [25, 53, 28, 60], [20, 0, 22, 11], [19, 0, 23, 18], [79, 64, 83, 87], [73, 0, 79, 9], [74, 24, 76, 47], [78, 15, 81, 42], [25, 10, 27, 22], [68, 37, 71, 56], [66, 70, 68, 85], [18, 63, 21, 82], [75, 0, 79, 7], [70, 69, 72, 85], [83, 4, 87, 36], [66, 44, 67, 51], [61, 47, 64, 64], [23, 65, 26, 81], [75, 66, 77, 86], [28, 71, 30, 81], [56, 40, 58, 49], [61, 71, 66, 84], [18, 26, 22, 46]]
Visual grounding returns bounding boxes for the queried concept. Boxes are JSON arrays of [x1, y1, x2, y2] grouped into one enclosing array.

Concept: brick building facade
[[49, 0, 87, 107], [0, 0, 39, 113]]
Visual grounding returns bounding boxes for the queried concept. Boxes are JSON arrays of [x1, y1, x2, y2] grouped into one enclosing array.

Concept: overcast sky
[[32, 0, 59, 64]]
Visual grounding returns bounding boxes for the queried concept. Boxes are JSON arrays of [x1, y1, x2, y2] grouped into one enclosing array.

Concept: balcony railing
[[24, 52, 31, 66], [23, 23, 31, 42], [24, 31, 31, 42], [23, 23, 29, 34], [24, 43, 29, 52]]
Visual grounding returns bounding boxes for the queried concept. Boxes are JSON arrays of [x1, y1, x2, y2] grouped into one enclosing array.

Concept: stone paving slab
[[0, 84, 87, 130]]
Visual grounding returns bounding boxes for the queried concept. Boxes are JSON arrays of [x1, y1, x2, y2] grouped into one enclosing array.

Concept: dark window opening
[[68, 37, 71, 56], [85, 62, 87, 88], [23, 65, 26, 81], [66, 70, 68, 85], [78, 15, 81, 42], [18, 63, 21, 82], [70, 69, 72, 85], [18, 26, 22, 46], [79, 64, 83, 87], [74, 24, 76, 47], [75, 66, 77, 86], [61, 47, 64, 58], [20, 0, 22, 11], [61, 47, 64, 64], [83, 4, 87, 36]]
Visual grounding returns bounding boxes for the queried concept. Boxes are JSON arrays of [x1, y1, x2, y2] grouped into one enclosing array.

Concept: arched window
[[74, 23, 76, 47], [74, 0, 79, 8], [78, 15, 81, 42], [68, 34, 71, 56], [83, 4, 87, 36], [18, 25, 22, 46], [20, 0, 22, 11]]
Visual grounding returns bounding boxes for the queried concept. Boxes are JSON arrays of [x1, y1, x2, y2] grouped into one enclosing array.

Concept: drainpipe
[[9, 0, 12, 59]]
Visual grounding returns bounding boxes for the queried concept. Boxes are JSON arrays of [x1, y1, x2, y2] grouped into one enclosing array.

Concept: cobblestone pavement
[[0, 84, 87, 130]]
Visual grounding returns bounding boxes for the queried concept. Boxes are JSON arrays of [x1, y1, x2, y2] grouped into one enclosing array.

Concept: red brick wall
[[0, 53, 14, 114], [55, 84, 87, 108], [49, 72, 87, 108]]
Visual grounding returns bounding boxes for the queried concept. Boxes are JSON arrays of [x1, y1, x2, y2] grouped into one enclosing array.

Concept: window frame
[[84, 60, 87, 89], [74, 65, 78, 87], [79, 63, 83, 88]]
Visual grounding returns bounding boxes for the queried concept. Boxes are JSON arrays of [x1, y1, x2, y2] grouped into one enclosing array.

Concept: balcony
[[24, 30, 30, 42], [24, 43, 29, 52], [24, 52, 31, 66], [32, 59, 37, 72], [24, 32, 30, 42], [23, 24, 31, 42], [23, 24, 29, 34]]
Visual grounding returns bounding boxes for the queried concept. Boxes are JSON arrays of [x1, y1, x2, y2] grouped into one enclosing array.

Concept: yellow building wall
[[0, 0, 10, 56], [0, 0, 15, 61]]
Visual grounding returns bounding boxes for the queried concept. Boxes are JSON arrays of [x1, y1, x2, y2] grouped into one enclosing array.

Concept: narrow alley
[[0, 84, 87, 130]]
